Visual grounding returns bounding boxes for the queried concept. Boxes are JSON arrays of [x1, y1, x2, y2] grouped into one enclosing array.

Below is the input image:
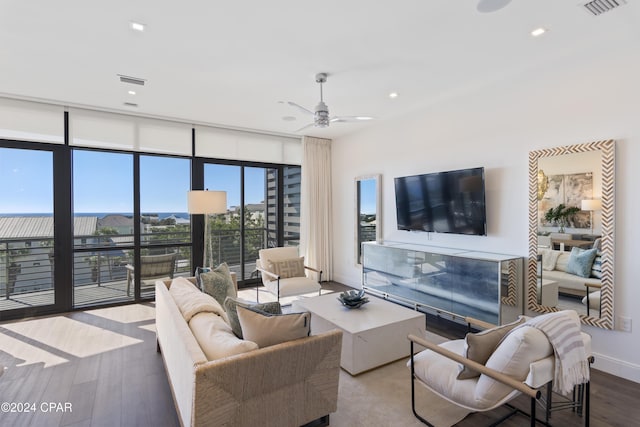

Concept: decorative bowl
[[337, 290, 369, 309]]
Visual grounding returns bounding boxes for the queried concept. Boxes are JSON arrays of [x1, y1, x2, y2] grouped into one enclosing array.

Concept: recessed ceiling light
[[130, 21, 145, 32], [128, 90, 136, 95], [389, 92, 399, 99], [531, 27, 547, 37]]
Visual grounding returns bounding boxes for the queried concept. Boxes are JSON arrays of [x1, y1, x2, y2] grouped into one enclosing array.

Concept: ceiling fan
[[287, 73, 373, 132]]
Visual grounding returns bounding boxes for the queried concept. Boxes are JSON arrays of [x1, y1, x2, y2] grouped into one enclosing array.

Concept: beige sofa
[[539, 249, 601, 297], [155, 276, 343, 427]]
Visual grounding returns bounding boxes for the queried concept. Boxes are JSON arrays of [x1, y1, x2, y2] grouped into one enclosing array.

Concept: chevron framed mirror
[[528, 140, 615, 329]]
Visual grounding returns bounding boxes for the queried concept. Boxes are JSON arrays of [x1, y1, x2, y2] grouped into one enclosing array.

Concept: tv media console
[[361, 242, 524, 325]]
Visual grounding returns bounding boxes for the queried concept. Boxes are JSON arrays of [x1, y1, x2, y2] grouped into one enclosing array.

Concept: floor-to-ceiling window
[[0, 146, 56, 314], [203, 162, 301, 285], [283, 165, 302, 247], [139, 155, 192, 297], [1, 99, 302, 319]]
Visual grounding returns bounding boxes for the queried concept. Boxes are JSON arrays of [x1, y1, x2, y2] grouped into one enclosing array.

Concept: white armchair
[[255, 247, 322, 302], [408, 315, 592, 427]]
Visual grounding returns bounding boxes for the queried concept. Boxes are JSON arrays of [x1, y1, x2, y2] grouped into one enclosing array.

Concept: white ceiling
[[1, 0, 638, 139]]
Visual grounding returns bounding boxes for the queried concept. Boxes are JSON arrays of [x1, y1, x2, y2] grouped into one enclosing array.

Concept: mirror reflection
[[355, 175, 381, 264], [529, 140, 614, 329]]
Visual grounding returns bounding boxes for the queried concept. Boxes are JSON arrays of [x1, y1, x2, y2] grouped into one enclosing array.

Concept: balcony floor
[[0, 277, 181, 311]]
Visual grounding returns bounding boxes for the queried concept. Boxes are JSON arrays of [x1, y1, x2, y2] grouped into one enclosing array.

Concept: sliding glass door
[[72, 149, 134, 307]]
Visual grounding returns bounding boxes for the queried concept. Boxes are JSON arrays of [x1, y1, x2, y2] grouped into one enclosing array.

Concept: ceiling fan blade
[[294, 122, 315, 133], [287, 102, 314, 116], [330, 116, 374, 123]]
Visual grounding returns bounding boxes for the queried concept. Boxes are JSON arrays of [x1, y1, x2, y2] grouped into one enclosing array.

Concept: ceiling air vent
[[581, 0, 627, 16], [123, 102, 138, 108], [118, 74, 146, 86]]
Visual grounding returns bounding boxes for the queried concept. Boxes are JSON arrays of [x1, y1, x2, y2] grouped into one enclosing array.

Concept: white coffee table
[[291, 292, 426, 375]]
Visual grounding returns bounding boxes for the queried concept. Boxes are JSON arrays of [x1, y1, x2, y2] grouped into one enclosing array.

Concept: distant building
[[97, 214, 136, 235], [0, 216, 99, 293]]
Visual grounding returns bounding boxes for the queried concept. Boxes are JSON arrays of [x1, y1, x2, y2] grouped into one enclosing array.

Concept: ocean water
[[0, 212, 189, 219]]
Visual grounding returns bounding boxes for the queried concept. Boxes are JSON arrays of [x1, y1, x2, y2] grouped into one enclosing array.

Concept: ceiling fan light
[[314, 101, 330, 127], [315, 111, 330, 127]]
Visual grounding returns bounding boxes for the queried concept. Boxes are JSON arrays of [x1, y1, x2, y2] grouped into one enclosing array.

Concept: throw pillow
[[188, 312, 258, 360], [566, 247, 598, 278], [236, 306, 311, 348], [538, 249, 562, 271], [266, 257, 305, 279], [590, 251, 603, 279], [457, 317, 525, 380], [554, 252, 571, 273], [195, 266, 211, 290], [200, 263, 237, 307], [223, 296, 282, 338]]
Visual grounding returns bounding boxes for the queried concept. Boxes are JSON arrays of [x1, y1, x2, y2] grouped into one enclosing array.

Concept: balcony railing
[[1, 227, 272, 302]]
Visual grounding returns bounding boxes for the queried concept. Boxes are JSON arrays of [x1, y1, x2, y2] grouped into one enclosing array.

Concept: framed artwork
[[538, 172, 593, 228]]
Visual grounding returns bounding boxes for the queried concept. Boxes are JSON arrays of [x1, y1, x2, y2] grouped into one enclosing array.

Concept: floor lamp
[[188, 190, 227, 268], [581, 199, 602, 236]]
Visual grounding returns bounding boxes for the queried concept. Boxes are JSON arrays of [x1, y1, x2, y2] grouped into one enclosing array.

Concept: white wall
[[331, 44, 640, 382]]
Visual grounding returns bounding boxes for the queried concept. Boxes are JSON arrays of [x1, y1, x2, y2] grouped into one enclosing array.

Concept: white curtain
[[300, 136, 333, 281]]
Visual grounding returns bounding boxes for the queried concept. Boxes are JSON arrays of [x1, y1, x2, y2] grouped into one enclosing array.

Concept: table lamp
[[581, 199, 602, 235]]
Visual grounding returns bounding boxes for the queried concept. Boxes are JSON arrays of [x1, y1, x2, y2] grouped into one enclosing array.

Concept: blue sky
[[359, 178, 377, 214], [1, 147, 266, 214]]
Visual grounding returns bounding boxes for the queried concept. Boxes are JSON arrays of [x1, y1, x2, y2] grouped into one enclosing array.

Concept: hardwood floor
[[0, 303, 179, 427], [1, 283, 638, 426]]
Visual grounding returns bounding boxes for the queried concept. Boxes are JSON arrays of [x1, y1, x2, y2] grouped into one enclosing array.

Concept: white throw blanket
[[524, 310, 590, 395]]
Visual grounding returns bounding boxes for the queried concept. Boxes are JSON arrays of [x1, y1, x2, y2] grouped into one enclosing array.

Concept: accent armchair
[[126, 253, 177, 296], [408, 314, 592, 427], [255, 247, 322, 302]]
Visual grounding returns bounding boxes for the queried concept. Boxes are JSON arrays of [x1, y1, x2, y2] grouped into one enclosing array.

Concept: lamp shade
[[581, 199, 602, 211], [187, 190, 227, 214]]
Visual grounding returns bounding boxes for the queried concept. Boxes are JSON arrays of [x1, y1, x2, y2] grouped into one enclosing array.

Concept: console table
[[361, 242, 523, 325]]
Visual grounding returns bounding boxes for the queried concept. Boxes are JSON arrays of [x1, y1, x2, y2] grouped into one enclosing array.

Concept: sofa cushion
[[188, 312, 258, 360], [237, 306, 311, 348], [200, 263, 237, 307], [457, 317, 525, 380], [266, 256, 306, 279], [169, 276, 228, 323], [223, 296, 282, 338], [475, 326, 553, 406], [566, 247, 598, 278]]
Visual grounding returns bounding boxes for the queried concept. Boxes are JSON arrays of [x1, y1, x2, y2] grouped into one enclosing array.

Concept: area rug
[[330, 332, 470, 427]]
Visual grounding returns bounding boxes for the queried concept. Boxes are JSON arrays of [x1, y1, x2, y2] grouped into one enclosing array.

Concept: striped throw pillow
[[591, 251, 603, 279]]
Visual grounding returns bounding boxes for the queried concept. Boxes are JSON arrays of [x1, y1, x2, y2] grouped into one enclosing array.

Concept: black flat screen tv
[[394, 167, 487, 236]]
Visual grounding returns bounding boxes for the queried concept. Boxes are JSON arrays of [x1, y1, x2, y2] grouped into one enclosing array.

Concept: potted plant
[[544, 204, 580, 233]]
